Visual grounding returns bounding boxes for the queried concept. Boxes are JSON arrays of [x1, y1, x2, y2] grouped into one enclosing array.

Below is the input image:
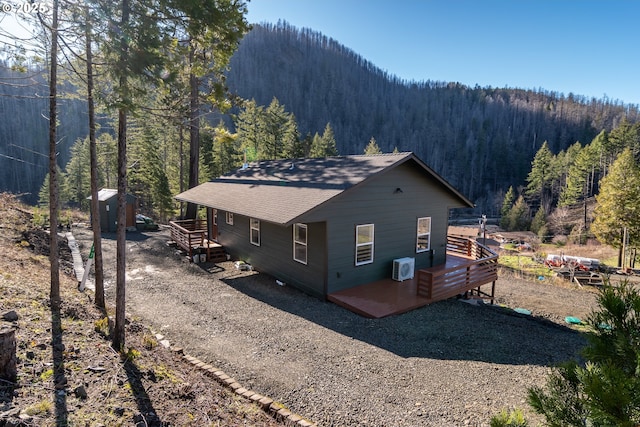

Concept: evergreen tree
[[94, 0, 250, 349], [526, 141, 555, 211], [500, 186, 515, 229], [591, 148, 640, 250], [505, 195, 530, 231], [262, 97, 298, 159], [310, 123, 338, 158], [364, 137, 382, 155], [321, 123, 338, 156], [199, 127, 215, 181], [530, 206, 546, 235], [128, 119, 174, 219], [554, 142, 583, 206], [559, 140, 600, 207], [528, 282, 640, 427], [300, 132, 314, 158], [38, 167, 64, 209], [235, 99, 266, 161], [163, 0, 249, 220], [209, 123, 242, 177], [62, 137, 91, 209], [96, 133, 118, 189], [283, 118, 304, 159], [605, 119, 640, 166]]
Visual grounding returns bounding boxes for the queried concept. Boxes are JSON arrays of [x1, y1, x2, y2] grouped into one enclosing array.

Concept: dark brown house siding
[[217, 211, 327, 297]]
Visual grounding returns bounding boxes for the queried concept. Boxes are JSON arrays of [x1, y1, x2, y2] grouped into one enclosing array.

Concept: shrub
[[490, 408, 528, 427], [528, 281, 640, 427], [94, 317, 110, 338]]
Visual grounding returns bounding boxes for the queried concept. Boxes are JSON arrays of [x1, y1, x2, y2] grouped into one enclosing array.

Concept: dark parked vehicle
[[136, 214, 159, 231]]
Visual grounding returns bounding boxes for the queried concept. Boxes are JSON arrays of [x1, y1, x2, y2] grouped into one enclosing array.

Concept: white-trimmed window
[[416, 217, 431, 252], [226, 212, 234, 225], [293, 223, 308, 264], [355, 224, 374, 265], [250, 218, 260, 246]]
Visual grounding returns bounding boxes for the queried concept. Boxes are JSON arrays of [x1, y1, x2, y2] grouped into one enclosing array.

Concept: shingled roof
[[175, 152, 473, 225]]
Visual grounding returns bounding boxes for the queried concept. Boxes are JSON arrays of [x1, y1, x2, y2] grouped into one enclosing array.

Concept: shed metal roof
[[175, 152, 473, 225], [95, 189, 118, 201], [86, 188, 137, 202]]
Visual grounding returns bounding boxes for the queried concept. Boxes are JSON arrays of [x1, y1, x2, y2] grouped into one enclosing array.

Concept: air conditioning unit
[[392, 257, 415, 282]]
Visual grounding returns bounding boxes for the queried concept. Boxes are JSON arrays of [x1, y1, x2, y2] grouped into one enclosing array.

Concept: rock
[[2, 311, 18, 322], [74, 385, 88, 400]]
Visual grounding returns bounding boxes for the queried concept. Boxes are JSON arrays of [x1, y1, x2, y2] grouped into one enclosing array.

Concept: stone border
[[155, 334, 316, 426]]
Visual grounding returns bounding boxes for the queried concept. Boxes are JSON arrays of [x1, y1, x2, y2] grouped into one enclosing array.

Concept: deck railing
[[416, 236, 498, 303], [169, 219, 207, 260]]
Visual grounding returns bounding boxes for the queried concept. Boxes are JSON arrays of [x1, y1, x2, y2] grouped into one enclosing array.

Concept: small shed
[[87, 189, 137, 232]]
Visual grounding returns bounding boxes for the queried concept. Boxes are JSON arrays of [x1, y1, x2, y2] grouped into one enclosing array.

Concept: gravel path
[[76, 226, 596, 426]]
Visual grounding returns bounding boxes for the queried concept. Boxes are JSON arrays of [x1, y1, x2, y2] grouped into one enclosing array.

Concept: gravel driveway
[[75, 226, 595, 426]]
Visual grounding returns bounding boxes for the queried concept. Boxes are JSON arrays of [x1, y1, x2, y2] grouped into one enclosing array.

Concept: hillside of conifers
[[1, 21, 639, 253]]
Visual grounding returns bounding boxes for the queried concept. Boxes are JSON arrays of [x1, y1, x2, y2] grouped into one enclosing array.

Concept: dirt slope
[[0, 193, 284, 427]]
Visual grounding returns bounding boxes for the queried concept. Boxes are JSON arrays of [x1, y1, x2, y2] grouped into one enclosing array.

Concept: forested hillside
[[0, 66, 90, 204], [226, 22, 640, 212], [2, 21, 640, 213]]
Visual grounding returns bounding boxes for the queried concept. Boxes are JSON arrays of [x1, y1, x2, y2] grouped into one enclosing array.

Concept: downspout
[[323, 221, 329, 299]]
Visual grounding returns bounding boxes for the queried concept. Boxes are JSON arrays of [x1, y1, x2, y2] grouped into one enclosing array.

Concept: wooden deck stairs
[[169, 219, 226, 263]]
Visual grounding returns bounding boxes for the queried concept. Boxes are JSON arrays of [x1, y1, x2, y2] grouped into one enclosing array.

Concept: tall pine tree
[[310, 122, 338, 158], [526, 141, 556, 212], [591, 148, 640, 253]]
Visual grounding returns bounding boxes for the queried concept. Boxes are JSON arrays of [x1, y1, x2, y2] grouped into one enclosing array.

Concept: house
[[174, 152, 474, 298], [87, 189, 138, 232]]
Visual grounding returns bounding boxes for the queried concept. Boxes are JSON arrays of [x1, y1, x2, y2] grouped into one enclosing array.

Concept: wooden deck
[[328, 237, 498, 318], [169, 219, 226, 263]]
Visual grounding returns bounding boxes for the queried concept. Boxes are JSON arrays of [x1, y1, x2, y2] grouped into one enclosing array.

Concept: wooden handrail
[[171, 219, 207, 232], [417, 236, 498, 303], [446, 235, 497, 260], [169, 219, 208, 260]]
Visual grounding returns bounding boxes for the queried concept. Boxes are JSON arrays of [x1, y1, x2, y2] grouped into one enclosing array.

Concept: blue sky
[[1, 1, 637, 105], [246, 0, 640, 106]]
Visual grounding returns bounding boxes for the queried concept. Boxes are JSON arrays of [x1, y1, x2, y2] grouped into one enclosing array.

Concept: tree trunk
[[0, 327, 17, 382], [179, 124, 184, 218], [48, 0, 60, 310], [85, 6, 105, 311], [185, 43, 200, 220], [112, 0, 130, 352]]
